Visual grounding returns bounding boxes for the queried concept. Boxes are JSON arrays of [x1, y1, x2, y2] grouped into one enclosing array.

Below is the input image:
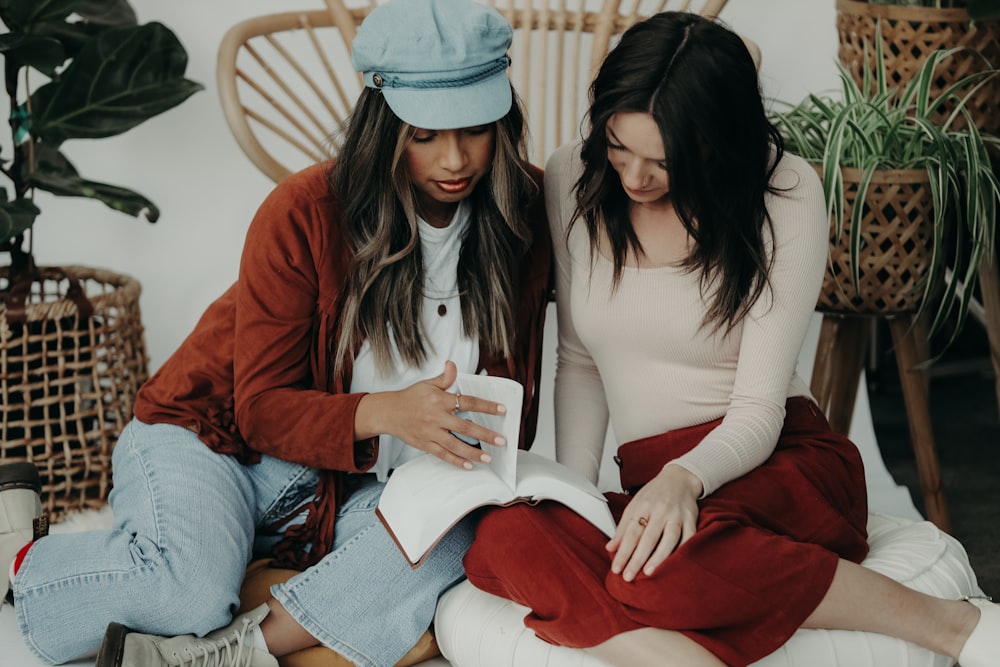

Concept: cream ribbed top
[[546, 143, 828, 495]]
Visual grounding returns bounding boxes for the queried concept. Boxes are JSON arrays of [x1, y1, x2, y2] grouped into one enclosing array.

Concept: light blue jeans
[[13, 420, 475, 666]]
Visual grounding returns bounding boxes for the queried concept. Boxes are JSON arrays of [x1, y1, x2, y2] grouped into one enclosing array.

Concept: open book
[[376, 373, 617, 567]]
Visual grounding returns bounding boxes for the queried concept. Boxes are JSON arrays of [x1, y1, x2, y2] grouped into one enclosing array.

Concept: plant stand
[[978, 254, 1000, 416], [0, 264, 149, 521], [812, 167, 950, 532], [835, 0, 1000, 418], [811, 314, 949, 532], [835, 0, 1000, 135]]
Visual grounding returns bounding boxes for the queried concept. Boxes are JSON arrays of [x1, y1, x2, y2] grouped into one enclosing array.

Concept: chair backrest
[[216, 7, 362, 183], [216, 0, 729, 183]]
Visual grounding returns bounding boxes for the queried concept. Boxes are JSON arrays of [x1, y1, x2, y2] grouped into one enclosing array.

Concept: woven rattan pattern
[[818, 169, 935, 315], [1, 266, 148, 520], [836, 0, 1000, 135]]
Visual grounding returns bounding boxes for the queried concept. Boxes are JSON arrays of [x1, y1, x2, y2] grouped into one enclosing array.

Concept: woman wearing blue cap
[[463, 10, 999, 667], [0, 0, 550, 665]]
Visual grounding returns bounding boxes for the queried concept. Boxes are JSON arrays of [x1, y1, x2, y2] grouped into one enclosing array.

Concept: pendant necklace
[[420, 204, 465, 318]]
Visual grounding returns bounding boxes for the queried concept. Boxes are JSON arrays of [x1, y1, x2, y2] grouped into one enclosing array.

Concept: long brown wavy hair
[[330, 86, 537, 376]]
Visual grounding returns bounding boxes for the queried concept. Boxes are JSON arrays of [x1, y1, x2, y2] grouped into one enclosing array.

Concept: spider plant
[[771, 30, 1000, 341]]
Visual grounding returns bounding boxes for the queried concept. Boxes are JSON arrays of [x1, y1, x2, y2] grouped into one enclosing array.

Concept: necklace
[[420, 208, 465, 317], [423, 275, 460, 317]]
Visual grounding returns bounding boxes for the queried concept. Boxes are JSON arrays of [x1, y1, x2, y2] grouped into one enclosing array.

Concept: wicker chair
[[216, 0, 730, 182]]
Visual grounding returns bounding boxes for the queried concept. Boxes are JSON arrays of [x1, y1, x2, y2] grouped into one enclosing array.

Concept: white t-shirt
[[350, 202, 479, 480]]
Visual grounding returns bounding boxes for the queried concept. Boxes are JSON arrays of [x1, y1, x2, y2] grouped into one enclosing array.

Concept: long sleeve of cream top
[[546, 143, 829, 495]]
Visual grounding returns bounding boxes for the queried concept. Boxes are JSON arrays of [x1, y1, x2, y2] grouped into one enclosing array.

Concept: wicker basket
[[818, 168, 936, 316], [0, 265, 149, 520], [836, 0, 1000, 135]]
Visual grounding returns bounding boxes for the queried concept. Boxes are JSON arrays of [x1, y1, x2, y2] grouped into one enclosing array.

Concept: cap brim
[[382, 72, 512, 130]]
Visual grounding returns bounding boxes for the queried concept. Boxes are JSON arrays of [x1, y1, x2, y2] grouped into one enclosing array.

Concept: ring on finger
[[454, 394, 462, 412], [637, 516, 649, 527]]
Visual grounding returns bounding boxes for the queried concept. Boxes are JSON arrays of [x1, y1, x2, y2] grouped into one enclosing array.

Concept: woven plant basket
[[836, 0, 1000, 135], [818, 168, 937, 316], [0, 265, 149, 520]]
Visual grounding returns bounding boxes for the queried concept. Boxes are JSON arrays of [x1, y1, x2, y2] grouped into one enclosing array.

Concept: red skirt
[[463, 397, 869, 667]]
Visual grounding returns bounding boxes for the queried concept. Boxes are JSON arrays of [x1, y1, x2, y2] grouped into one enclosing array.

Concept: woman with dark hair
[[463, 11, 997, 667], [0, 1, 550, 666]]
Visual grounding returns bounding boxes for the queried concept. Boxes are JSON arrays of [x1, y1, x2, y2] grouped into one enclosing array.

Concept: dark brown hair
[[574, 12, 785, 333]]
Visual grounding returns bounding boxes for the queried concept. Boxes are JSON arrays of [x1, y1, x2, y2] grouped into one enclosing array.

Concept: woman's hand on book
[[354, 361, 508, 469]]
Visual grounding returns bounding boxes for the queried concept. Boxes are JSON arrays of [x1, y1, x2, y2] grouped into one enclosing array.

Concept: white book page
[[513, 450, 617, 537], [377, 453, 511, 564], [453, 373, 523, 491]]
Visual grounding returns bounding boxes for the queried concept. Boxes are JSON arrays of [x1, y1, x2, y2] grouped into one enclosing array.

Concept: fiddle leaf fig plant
[[0, 0, 203, 262]]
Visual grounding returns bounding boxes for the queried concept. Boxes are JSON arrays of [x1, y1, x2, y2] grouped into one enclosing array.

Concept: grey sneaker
[[1, 462, 45, 601], [96, 603, 278, 667]]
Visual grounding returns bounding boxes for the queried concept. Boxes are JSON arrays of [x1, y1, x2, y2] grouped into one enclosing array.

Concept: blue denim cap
[[352, 0, 513, 130]]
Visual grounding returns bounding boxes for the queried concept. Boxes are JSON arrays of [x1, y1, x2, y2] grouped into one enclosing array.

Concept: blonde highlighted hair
[[330, 86, 537, 376]]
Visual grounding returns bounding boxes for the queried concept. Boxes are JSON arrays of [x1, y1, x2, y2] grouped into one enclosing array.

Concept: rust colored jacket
[[134, 161, 551, 565]]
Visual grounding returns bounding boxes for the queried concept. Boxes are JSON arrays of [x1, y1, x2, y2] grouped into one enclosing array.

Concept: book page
[[513, 450, 617, 537], [453, 373, 523, 491], [377, 374, 617, 566], [376, 453, 513, 564]]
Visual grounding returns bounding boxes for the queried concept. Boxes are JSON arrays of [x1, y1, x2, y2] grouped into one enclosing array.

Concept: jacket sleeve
[[231, 170, 376, 472]]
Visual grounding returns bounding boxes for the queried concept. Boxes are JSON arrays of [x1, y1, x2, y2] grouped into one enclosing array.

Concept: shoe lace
[[171, 617, 260, 667]]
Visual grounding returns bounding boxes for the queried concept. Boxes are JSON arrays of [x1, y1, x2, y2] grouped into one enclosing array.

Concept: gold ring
[[637, 516, 648, 527], [454, 394, 462, 412]]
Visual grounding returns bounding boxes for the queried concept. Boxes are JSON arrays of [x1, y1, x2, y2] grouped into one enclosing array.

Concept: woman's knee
[[130, 546, 245, 635], [464, 503, 569, 585], [469, 504, 537, 552]]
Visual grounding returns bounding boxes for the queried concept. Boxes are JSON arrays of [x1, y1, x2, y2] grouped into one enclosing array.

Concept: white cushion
[[435, 512, 980, 667]]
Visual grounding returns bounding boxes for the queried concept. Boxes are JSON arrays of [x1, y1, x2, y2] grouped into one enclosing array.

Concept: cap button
[[372, 73, 384, 88]]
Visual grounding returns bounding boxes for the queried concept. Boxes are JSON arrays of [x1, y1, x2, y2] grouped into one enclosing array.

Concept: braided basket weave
[[818, 168, 936, 316], [836, 0, 1000, 135], [0, 265, 149, 520]]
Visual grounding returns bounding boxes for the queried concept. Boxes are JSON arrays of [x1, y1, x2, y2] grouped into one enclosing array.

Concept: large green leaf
[[0, 193, 41, 246], [0, 33, 66, 76], [33, 17, 104, 60], [29, 22, 204, 145], [0, 0, 136, 64], [22, 142, 160, 221], [0, 0, 78, 31]]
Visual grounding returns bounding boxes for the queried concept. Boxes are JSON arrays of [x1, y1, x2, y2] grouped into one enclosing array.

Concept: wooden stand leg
[[976, 254, 1000, 417], [810, 315, 870, 435], [888, 317, 950, 533]]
